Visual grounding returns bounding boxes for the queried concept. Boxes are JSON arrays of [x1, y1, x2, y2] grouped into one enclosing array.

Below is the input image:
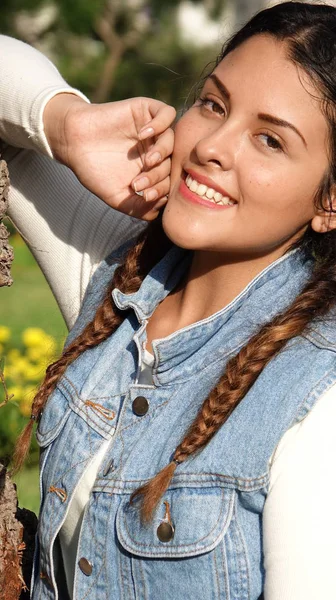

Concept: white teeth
[[190, 179, 198, 192], [205, 188, 215, 199], [185, 174, 235, 206], [197, 183, 207, 196]]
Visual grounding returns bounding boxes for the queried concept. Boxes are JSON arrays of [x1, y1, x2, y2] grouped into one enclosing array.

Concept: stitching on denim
[[294, 367, 336, 422], [117, 534, 126, 600], [118, 489, 234, 556], [220, 534, 230, 600], [154, 339, 245, 386], [234, 500, 250, 600], [213, 544, 221, 599], [94, 471, 269, 492], [303, 328, 336, 350], [118, 398, 170, 434], [136, 556, 148, 600], [60, 376, 128, 433], [49, 486, 67, 503], [84, 400, 115, 420]]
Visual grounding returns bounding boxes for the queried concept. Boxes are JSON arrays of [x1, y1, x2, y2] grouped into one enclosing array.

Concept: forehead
[[212, 34, 328, 147]]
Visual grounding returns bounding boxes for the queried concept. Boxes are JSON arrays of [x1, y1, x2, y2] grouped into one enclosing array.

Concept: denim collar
[[112, 246, 314, 385]]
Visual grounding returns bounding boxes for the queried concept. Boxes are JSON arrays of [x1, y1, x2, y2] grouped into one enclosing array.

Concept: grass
[[1, 233, 67, 513], [1, 234, 67, 346], [13, 464, 40, 515]]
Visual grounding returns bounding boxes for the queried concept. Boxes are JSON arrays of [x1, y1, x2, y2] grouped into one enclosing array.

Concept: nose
[[194, 122, 237, 171]]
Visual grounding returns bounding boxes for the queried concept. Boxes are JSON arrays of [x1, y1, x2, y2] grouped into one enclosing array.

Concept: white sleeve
[[0, 35, 145, 328], [0, 34, 89, 157], [263, 383, 336, 599]]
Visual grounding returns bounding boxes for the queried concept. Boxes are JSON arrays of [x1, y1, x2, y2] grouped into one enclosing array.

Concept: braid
[[12, 217, 172, 473], [131, 259, 336, 522]]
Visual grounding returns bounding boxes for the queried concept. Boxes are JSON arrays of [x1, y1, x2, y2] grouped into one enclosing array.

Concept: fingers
[[138, 102, 176, 140], [131, 193, 169, 221], [132, 159, 171, 199], [145, 127, 174, 168], [143, 175, 170, 203]]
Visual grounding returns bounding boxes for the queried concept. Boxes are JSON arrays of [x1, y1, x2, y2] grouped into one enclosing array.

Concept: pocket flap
[[36, 383, 71, 447], [117, 486, 235, 558]]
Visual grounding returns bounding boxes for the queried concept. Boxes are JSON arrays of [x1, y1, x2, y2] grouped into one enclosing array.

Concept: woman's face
[[163, 35, 331, 259]]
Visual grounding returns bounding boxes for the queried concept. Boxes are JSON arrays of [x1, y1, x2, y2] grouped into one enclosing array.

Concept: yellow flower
[[25, 363, 45, 382], [14, 356, 31, 377], [22, 327, 47, 347], [0, 326, 11, 343], [27, 347, 44, 362], [7, 349, 21, 363], [3, 363, 18, 381], [7, 385, 24, 402], [22, 328, 57, 358]]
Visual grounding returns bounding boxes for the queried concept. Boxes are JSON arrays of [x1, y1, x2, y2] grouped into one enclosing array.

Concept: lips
[[185, 174, 235, 206], [178, 169, 237, 209], [186, 169, 237, 203]]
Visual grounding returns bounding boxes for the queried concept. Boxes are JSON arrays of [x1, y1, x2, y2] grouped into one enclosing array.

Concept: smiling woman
[[3, 2, 336, 600]]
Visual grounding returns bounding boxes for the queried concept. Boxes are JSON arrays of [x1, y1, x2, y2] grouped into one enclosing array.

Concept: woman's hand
[[43, 94, 176, 220]]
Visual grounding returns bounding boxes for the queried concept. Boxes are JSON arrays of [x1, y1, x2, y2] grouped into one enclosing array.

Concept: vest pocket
[[115, 486, 236, 599], [116, 485, 235, 558]]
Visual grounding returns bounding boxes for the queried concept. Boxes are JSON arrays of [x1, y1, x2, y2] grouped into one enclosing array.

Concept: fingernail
[[138, 127, 155, 140], [146, 151, 162, 166], [133, 176, 150, 192], [145, 189, 158, 202]]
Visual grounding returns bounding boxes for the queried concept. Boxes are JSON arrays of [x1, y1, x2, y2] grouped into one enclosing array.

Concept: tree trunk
[[0, 156, 37, 598], [0, 157, 13, 287]]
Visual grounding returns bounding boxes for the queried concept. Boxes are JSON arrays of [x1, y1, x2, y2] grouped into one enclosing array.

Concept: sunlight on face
[[163, 35, 330, 261]]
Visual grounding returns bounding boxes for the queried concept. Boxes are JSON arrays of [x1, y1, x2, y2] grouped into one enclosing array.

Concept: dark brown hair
[[13, 2, 336, 523]]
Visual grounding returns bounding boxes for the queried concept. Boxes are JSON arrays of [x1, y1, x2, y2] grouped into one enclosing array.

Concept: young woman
[[2, 2, 336, 599]]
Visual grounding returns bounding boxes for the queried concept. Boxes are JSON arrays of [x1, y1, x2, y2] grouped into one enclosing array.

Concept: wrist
[[43, 93, 88, 163]]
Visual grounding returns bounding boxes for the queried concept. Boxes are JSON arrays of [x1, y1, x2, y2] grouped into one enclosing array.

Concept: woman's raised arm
[[0, 35, 175, 328]]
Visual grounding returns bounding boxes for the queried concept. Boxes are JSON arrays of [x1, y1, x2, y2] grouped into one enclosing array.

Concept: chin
[[162, 207, 200, 250]]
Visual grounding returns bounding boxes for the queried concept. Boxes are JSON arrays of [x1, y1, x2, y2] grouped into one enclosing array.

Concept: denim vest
[[32, 246, 336, 600]]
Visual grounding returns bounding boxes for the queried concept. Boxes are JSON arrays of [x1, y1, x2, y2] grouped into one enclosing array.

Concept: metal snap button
[[132, 396, 149, 416], [103, 458, 115, 477], [78, 557, 93, 576], [157, 521, 174, 543]]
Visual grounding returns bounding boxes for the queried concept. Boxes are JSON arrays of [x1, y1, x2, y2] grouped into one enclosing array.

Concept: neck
[[170, 248, 290, 325], [146, 245, 293, 349]]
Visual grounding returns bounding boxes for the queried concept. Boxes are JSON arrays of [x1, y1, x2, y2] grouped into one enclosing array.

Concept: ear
[[311, 190, 336, 233]]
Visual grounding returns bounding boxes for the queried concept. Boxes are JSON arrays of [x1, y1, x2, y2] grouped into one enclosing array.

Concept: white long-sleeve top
[[0, 34, 335, 600]]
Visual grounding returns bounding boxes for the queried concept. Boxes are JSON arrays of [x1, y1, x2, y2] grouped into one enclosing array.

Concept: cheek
[[172, 112, 203, 170], [240, 159, 317, 218]]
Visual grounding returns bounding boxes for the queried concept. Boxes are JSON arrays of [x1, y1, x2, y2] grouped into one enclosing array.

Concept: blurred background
[[0, 0, 330, 511]]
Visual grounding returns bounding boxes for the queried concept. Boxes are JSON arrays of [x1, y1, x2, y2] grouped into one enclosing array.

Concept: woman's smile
[[179, 171, 237, 209]]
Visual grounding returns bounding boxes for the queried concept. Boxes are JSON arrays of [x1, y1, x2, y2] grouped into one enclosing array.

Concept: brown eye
[[198, 97, 226, 117], [259, 133, 283, 151]]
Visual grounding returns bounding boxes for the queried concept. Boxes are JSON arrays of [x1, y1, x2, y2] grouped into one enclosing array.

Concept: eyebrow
[[258, 113, 307, 147], [208, 74, 307, 147], [208, 74, 230, 100]]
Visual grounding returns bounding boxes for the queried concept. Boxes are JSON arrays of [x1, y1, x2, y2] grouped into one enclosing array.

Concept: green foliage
[[56, 0, 105, 35], [0, 0, 225, 106], [0, 236, 66, 465]]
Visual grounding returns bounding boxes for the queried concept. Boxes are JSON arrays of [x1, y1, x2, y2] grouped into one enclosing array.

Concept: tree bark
[[0, 157, 13, 288], [0, 464, 38, 600], [0, 156, 37, 599]]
